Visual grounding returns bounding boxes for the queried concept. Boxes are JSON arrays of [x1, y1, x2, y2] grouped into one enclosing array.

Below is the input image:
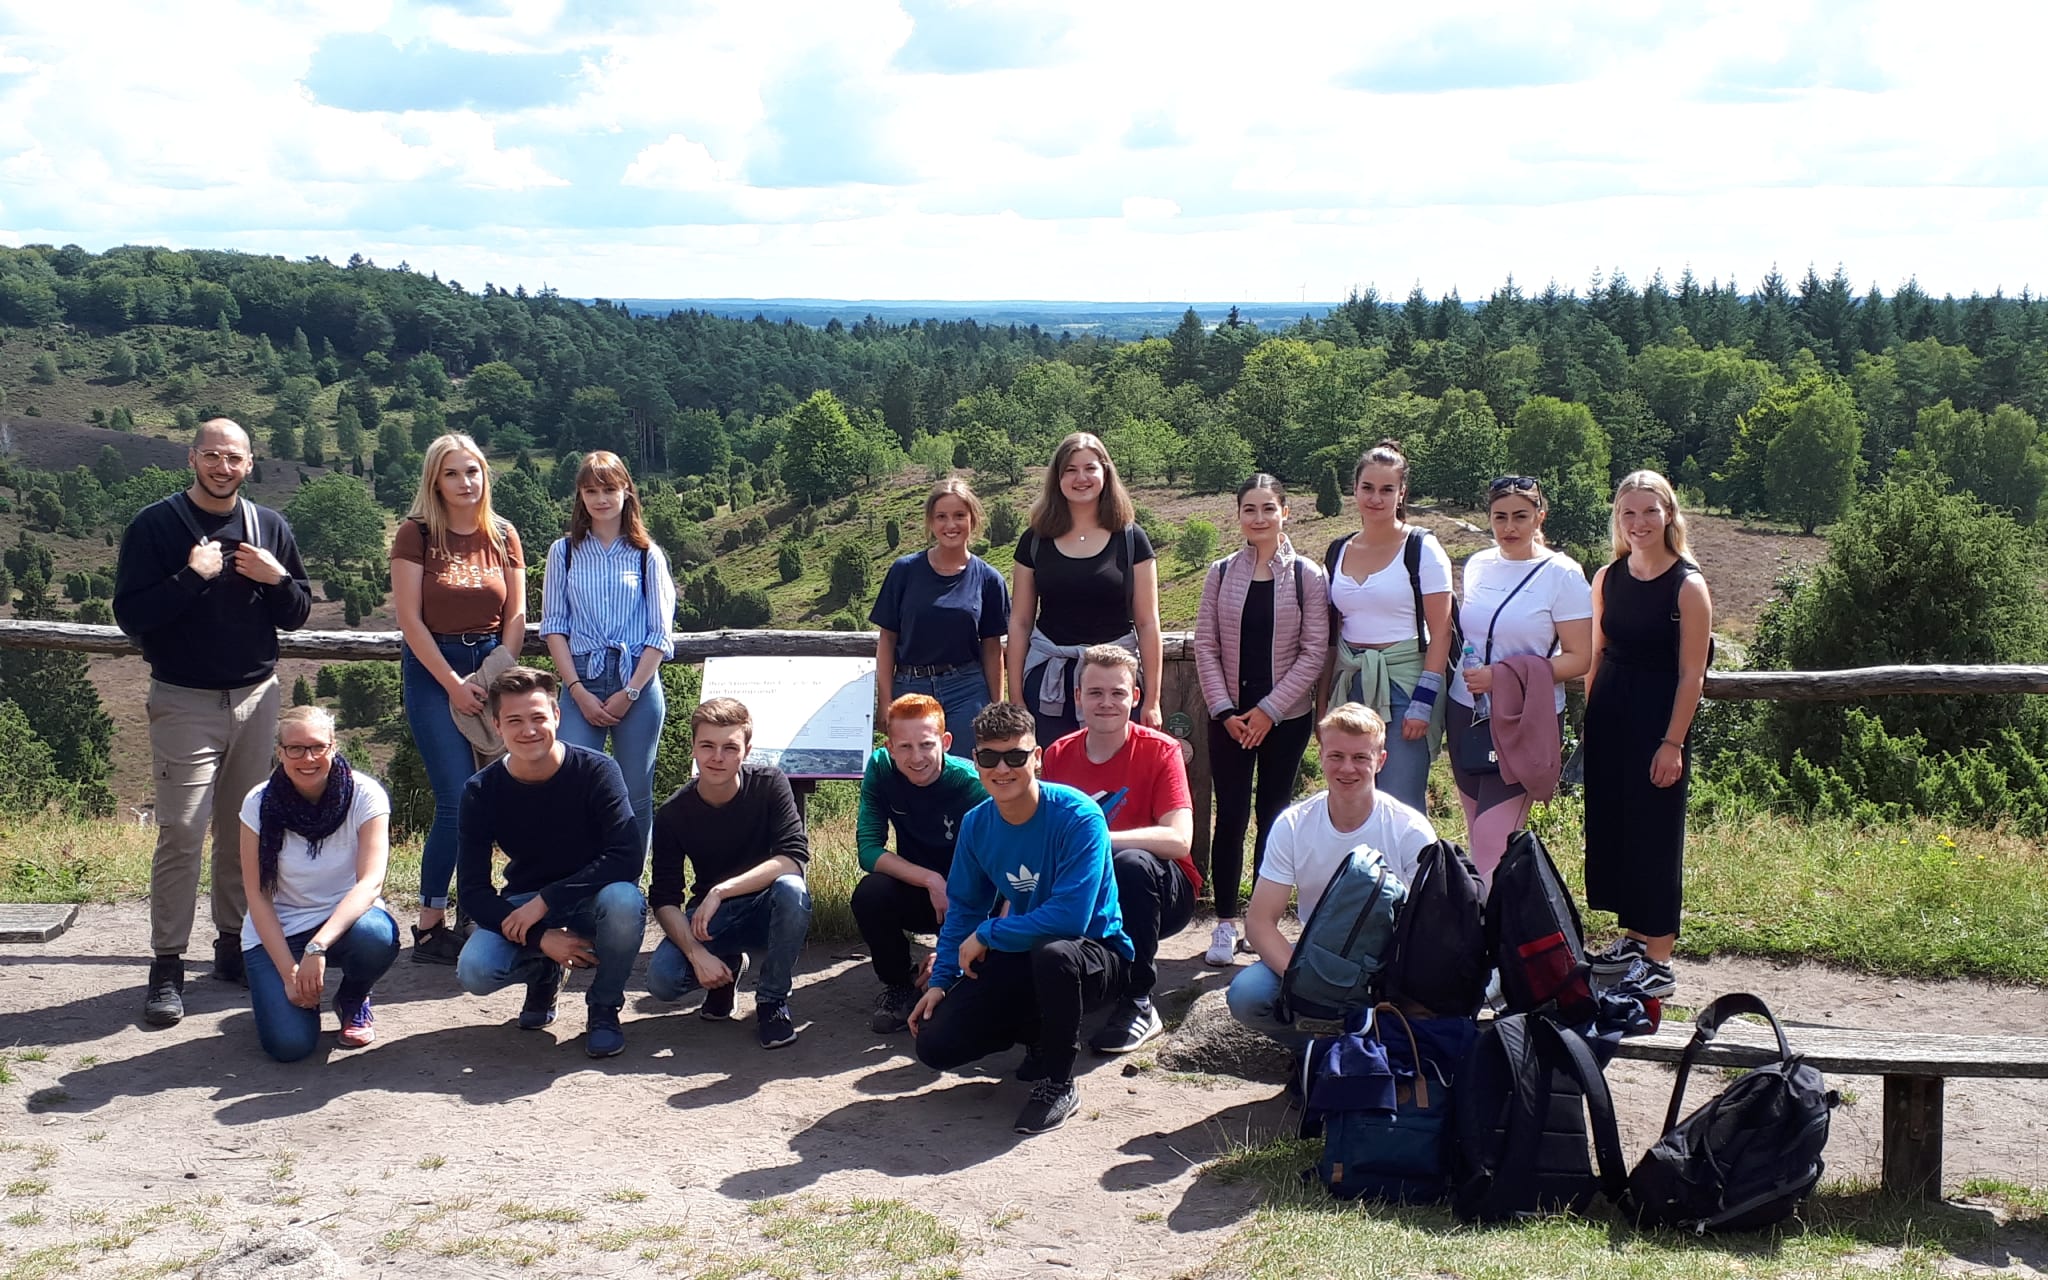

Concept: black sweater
[[650, 763, 810, 911], [112, 493, 312, 689], [456, 745, 645, 935]]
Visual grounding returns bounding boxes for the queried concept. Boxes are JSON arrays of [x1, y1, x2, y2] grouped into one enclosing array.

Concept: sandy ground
[[5, 906, 2048, 1278]]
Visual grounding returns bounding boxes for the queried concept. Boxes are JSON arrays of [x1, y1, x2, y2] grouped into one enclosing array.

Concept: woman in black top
[[1582, 470, 1713, 1001], [1006, 432, 1162, 743]]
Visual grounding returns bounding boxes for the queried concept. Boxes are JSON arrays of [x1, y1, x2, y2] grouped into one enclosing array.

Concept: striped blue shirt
[[540, 534, 678, 681]]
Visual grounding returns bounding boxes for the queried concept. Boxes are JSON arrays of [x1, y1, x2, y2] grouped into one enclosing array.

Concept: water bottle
[[1462, 644, 1489, 718]]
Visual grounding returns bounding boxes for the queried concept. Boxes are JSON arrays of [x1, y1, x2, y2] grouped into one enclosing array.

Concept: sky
[[0, 0, 2042, 303]]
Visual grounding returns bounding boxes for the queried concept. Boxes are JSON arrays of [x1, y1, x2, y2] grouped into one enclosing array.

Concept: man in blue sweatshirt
[[908, 700, 1133, 1135]]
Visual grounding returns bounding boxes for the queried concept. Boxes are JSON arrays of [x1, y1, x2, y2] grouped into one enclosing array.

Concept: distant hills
[[596, 298, 1340, 340]]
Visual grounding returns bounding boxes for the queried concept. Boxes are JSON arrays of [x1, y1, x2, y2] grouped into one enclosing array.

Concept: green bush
[[1177, 517, 1218, 566], [777, 541, 804, 583], [334, 662, 401, 729]]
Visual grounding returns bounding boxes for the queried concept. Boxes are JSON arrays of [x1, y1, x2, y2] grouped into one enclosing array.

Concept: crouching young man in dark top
[[646, 697, 814, 1049], [908, 701, 1133, 1135], [455, 667, 649, 1058], [853, 694, 988, 1034]]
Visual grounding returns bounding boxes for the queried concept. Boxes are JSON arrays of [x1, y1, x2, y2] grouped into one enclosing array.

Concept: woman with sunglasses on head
[[542, 450, 677, 851], [872, 478, 1010, 758], [1194, 474, 1328, 964], [1582, 471, 1713, 1000], [391, 433, 525, 965], [1321, 440, 1454, 813], [1007, 432, 1162, 745], [239, 706, 399, 1060], [1449, 476, 1593, 883]]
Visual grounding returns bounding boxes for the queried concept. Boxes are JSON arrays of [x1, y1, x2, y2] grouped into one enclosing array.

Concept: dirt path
[[4, 906, 2047, 1278]]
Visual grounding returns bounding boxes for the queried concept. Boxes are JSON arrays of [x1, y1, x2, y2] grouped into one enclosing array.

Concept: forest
[[0, 242, 2045, 838]]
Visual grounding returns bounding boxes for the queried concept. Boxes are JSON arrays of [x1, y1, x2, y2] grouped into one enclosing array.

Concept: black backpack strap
[[239, 497, 260, 546], [1122, 523, 1136, 623], [165, 493, 210, 546], [1323, 533, 1352, 643], [1667, 992, 1795, 1133], [1404, 527, 1427, 649], [1480, 557, 1549, 664], [1533, 1017, 1629, 1203]]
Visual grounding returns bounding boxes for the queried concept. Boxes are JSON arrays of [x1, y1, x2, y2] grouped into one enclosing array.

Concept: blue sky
[[0, 0, 2040, 301]]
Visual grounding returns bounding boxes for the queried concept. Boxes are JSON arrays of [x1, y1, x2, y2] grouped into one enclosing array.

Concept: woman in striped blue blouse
[[541, 451, 679, 850]]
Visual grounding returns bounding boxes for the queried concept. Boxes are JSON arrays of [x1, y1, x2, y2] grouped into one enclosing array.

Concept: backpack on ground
[[1487, 830, 1595, 1023], [1450, 1012, 1628, 1224], [1280, 846, 1407, 1032], [1624, 993, 1838, 1232], [1376, 838, 1489, 1018], [1303, 1003, 1475, 1204]]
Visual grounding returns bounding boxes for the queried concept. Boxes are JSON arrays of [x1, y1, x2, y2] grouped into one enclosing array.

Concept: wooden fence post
[[1159, 658, 1213, 885]]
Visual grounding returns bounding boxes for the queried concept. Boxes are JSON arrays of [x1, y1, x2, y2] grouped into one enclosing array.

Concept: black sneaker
[[1015, 1050, 1048, 1082], [1589, 936, 1648, 981], [212, 934, 247, 987], [757, 999, 798, 1049], [519, 961, 565, 1030], [1014, 1078, 1080, 1134], [700, 955, 747, 1021], [411, 922, 463, 966], [870, 984, 919, 1034], [143, 956, 185, 1027], [1613, 956, 1678, 1001], [1087, 999, 1164, 1055]]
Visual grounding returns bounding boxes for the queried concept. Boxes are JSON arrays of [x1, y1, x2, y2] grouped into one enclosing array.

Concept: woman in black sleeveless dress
[[1582, 471, 1713, 999]]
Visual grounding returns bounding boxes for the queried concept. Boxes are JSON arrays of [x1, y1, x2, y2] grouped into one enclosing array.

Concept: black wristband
[[1214, 707, 1239, 721]]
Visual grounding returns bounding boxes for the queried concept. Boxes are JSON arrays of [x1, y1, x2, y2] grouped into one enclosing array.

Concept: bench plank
[[1611, 1020, 2048, 1079], [0, 903, 81, 944]]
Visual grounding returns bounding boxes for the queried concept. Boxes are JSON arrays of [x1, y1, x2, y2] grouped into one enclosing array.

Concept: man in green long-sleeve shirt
[[854, 694, 988, 1034]]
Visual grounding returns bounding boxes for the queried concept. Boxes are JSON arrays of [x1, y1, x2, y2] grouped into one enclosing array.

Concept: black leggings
[[1206, 712, 1315, 918], [914, 939, 1125, 1085]]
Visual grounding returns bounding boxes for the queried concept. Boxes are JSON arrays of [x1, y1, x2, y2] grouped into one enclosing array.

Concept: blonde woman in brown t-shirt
[[390, 433, 526, 964]]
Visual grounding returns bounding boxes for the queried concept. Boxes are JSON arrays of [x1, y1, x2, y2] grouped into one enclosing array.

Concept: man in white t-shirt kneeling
[[1225, 702, 1436, 1047]]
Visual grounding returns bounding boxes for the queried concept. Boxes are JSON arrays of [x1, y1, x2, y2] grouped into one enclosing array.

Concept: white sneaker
[[1205, 920, 1240, 966]]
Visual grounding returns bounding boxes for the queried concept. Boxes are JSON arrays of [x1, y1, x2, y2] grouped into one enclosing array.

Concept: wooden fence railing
[[6, 619, 2047, 873]]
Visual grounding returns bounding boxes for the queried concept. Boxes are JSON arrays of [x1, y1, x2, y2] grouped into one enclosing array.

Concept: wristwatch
[[303, 941, 326, 958], [625, 683, 642, 702]]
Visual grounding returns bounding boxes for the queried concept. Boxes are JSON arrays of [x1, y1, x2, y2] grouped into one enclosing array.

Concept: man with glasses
[[908, 701, 1133, 1135], [115, 419, 312, 1026]]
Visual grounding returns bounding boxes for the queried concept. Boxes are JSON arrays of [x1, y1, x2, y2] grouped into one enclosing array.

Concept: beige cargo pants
[[146, 677, 280, 956]]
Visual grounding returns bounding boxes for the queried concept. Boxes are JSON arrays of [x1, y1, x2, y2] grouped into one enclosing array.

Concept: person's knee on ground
[[256, 1014, 321, 1064], [590, 882, 649, 965]]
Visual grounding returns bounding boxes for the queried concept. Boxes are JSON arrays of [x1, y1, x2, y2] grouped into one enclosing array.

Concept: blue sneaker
[[585, 1005, 626, 1058]]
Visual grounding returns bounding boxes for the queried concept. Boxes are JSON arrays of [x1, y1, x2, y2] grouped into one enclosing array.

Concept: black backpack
[[1625, 993, 1838, 1232], [1450, 1013, 1627, 1224], [1376, 839, 1488, 1017], [1324, 528, 1446, 656], [1487, 830, 1595, 1024]]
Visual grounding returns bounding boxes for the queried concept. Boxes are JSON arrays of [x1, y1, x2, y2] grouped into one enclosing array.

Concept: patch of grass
[[601, 1187, 649, 1204], [0, 817, 156, 904], [1958, 1178, 2048, 1219], [987, 1207, 1021, 1230], [28, 1144, 57, 1171], [7, 1207, 44, 1226], [722, 1196, 965, 1280], [582, 1223, 685, 1252], [0, 1060, 15, 1085], [14, 1048, 49, 1063], [84, 1130, 105, 1143], [267, 1149, 298, 1181], [415, 1154, 445, 1170], [77, 1056, 99, 1069], [435, 1236, 559, 1266], [273, 1192, 303, 1207], [1, 1244, 79, 1280], [6, 1177, 51, 1197], [497, 1202, 583, 1224], [1135, 1209, 1164, 1223]]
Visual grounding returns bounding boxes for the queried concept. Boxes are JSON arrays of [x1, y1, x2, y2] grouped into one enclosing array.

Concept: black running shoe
[[144, 955, 185, 1027], [1013, 1078, 1079, 1134], [871, 984, 918, 1034]]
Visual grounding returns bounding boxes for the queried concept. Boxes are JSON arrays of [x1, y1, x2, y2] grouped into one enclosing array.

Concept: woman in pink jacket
[[1193, 474, 1329, 965]]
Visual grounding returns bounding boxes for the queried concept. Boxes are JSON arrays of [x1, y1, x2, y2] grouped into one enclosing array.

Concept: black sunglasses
[[974, 747, 1034, 769], [1489, 475, 1539, 495]]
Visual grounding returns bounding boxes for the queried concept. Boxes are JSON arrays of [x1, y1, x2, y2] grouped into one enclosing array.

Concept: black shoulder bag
[[1452, 558, 1547, 776]]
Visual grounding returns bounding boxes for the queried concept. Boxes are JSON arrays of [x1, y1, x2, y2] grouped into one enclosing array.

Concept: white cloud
[[622, 134, 728, 190]]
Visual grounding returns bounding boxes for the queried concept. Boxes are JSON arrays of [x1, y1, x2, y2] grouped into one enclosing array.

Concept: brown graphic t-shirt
[[390, 518, 525, 635]]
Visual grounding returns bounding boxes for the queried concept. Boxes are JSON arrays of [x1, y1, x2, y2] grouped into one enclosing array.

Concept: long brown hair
[[1029, 432, 1135, 537], [568, 451, 651, 550], [1353, 439, 1410, 521], [408, 433, 510, 563]]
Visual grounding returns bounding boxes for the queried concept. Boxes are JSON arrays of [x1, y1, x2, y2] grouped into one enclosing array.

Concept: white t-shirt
[[1259, 789, 1436, 920], [1327, 531, 1454, 646], [238, 775, 391, 949], [1450, 549, 1593, 713]]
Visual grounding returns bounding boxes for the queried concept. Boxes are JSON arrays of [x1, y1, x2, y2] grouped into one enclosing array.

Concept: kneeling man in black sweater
[[455, 667, 648, 1058]]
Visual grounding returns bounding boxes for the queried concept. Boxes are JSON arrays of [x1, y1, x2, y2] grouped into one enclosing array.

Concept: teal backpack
[[1280, 847, 1408, 1032]]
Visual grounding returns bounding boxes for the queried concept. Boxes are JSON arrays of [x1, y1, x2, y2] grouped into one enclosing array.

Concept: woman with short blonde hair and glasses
[[239, 706, 398, 1060]]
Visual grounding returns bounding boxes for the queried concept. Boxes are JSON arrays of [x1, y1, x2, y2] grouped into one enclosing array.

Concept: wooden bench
[[0, 903, 80, 944], [1612, 1018, 2048, 1198]]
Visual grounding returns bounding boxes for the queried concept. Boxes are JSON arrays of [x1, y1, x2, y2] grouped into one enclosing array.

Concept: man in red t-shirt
[[1040, 644, 1196, 1054]]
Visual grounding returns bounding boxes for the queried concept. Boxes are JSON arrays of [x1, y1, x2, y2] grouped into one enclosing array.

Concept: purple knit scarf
[[257, 754, 356, 895]]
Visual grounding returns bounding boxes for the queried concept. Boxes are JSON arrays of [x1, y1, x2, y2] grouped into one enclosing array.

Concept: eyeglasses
[[196, 449, 252, 468], [973, 747, 1034, 769], [1489, 476, 1539, 495], [281, 742, 334, 760]]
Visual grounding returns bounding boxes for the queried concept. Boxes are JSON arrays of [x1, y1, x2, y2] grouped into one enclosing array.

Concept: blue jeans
[[892, 664, 993, 758], [647, 875, 812, 1005], [456, 883, 647, 1012], [1225, 960, 1311, 1049], [1376, 680, 1433, 814], [556, 653, 667, 850], [244, 908, 400, 1063], [402, 635, 499, 909]]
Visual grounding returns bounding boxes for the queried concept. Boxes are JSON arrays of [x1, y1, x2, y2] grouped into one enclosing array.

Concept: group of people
[[109, 416, 1711, 1135]]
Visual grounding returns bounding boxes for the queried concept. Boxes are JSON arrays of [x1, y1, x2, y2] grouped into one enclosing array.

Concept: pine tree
[[1317, 463, 1343, 517], [292, 675, 313, 706]]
